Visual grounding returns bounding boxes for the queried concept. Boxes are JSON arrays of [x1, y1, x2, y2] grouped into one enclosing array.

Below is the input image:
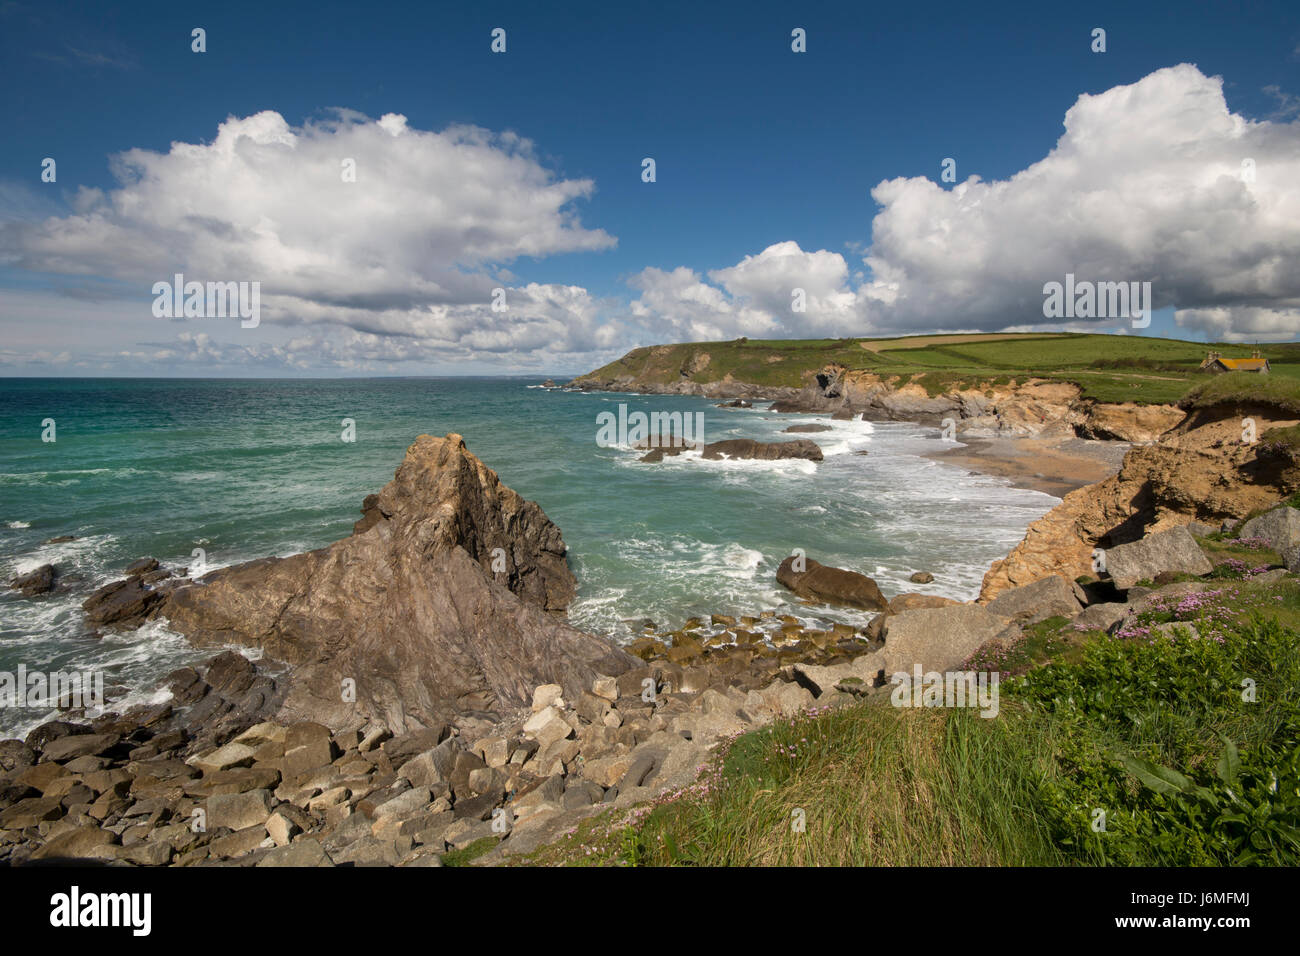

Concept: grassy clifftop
[[575, 332, 1300, 405]]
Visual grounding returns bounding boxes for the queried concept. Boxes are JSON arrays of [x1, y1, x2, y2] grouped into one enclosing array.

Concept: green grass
[[441, 835, 500, 866], [524, 570, 1300, 867], [1181, 374, 1300, 416], [576, 332, 1300, 407], [525, 702, 1069, 866]]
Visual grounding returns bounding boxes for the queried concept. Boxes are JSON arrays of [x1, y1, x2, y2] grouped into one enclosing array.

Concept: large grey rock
[[1101, 527, 1213, 590], [878, 604, 1009, 674], [1239, 506, 1300, 553], [795, 603, 1009, 695], [161, 434, 634, 733], [984, 575, 1082, 625]]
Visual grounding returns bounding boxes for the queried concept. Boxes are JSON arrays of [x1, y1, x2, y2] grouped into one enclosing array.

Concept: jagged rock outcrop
[[980, 406, 1300, 600], [161, 434, 635, 734], [1076, 403, 1186, 442]]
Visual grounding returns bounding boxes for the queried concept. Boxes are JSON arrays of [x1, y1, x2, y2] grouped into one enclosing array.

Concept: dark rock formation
[[701, 439, 823, 462], [783, 424, 832, 433], [161, 434, 634, 733], [82, 576, 172, 629], [775, 556, 888, 611], [640, 437, 823, 464], [10, 564, 57, 596]]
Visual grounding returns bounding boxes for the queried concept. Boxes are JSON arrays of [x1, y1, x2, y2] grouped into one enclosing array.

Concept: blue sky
[[1, 0, 1298, 375]]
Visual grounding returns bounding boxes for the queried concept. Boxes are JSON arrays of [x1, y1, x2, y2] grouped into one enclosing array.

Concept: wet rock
[[776, 556, 888, 611], [700, 438, 823, 462], [10, 564, 57, 596], [82, 577, 168, 629], [125, 557, 161, 577]]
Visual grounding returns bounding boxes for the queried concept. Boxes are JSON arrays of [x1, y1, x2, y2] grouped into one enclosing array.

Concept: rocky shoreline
[[6, 364, 1300, 866]]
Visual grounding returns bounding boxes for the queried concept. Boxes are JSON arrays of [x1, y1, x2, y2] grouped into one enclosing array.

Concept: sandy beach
[[926, 435, 1131, 499]]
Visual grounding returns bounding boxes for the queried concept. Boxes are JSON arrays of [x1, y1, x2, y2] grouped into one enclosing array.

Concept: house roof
[[1215, 358, 1270, 370]]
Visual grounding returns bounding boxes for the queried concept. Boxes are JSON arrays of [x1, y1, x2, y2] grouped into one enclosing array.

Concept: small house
[[1200, 349, 1270, 374]]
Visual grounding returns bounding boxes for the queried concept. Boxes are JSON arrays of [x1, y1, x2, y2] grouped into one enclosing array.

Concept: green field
[[577, 332, 1300, 405]]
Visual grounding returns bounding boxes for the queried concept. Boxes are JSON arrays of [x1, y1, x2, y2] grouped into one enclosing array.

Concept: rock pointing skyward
[[162, 434, 634, 733]]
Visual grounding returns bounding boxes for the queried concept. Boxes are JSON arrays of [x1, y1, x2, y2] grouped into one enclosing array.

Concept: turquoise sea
[[0, 377, 1057, 736]]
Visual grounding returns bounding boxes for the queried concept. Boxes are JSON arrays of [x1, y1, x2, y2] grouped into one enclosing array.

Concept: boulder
[[879, 604, 1009, 675], [206, 789, 273, 831], [700, 439, 823, 462], [161, 434, 634, 733], [10, 564, 57, 596], [1101, 527, 1213, 590], [776, 556, 888, 611], [40, 733, 120, 762], [908, 571, 934, 584], [783, 424, 832, 433], [531, 684, 564, 712], [31, 826, 117, 861], [1239, 505, 1300, 553], [1071, 602, 1130, 632], [983, 575, 1082, 625]]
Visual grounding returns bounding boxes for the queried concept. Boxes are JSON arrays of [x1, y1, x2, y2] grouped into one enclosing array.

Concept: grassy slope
[[577, 332, 1300, 405], [521, 533, 1300, 867]]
